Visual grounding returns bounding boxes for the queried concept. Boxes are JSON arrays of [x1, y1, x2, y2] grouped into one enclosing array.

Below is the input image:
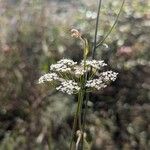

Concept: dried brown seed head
[[71, 29, 82, 38]]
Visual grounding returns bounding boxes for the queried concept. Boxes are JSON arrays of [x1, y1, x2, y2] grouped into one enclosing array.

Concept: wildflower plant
[[38, 29, 118, 147], [38, 58, 118, 94], [38, 0, 125, 149]]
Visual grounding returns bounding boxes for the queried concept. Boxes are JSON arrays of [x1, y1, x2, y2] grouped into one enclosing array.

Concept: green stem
[[96, 0, 125, 48], [89, 69, 97, 79], [92, 0, 102, 59], [79, 91, 85, 130], [70, 91, 84, 150], [81, 1, 103, 149]]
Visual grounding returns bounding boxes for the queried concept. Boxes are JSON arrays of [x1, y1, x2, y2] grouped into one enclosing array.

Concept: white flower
[[74, 66, 86, 76], [85, 71, 118, 90], [50, 63, 71, 72], [56, 80, 80, 95], [86, 78, 107, 90], [50, 59, 77, 72], [81, 59, 107, 70], [38, 73, 59, 84], [57, 59, 77, 66], [100, 71, 118, 82]]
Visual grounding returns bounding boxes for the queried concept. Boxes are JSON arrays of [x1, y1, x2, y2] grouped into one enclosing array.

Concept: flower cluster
[[86, 78, 107, 90], [38, 58, 118, 94], [74, 66, 86, 76], [100, 71, 118, 82], [81, 59, 107, 70], [57, 59, 77, 66], [38, 73, 59, 84], [50, 59, 77, 72], [86, 71, 118, 90], [56, 80, 80, 95]]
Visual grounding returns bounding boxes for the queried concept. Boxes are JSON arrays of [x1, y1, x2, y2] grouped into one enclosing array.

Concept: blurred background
[[0, 0, 150, 149]]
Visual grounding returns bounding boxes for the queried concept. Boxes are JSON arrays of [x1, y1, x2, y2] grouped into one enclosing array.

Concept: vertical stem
[[92, 0, 102, 59], [81, 0, 102, 149], [70, 91, 84, 150], [77, 90, 85, 150], [71, 0, 125, 149], [78, 91, 84, 130]]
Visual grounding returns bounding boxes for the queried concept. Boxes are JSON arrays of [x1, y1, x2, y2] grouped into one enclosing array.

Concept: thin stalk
[[78, 91, 84, 130], [70, 91, 83, 150], [76, 132, 82, 150], [92, 0, 102, 59], [64, 72, 70, 80], [96, 0, 125, 48], [82, 0, 125, 139], [81, 1, 102, 149], [70, 1, 125, 149], [89, 69, 97, 79]]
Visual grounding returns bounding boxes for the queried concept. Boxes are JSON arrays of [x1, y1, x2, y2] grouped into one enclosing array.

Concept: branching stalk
[[80, 1, 102, 149], [70, 35, 88, 150], [70, 1, 125, 150], [96, 0, 125, 48]]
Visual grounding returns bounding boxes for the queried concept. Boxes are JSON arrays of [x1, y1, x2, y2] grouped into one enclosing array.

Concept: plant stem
[[92, 0, 102, 59], [96, 0, 125, 48], [79, 1, 102, 150], [78, 91, 84, 130], [70, 1, 125, 150], [81, 1, 125, 146], [70, 91, 84, 150], [89, 69, 97, 79]]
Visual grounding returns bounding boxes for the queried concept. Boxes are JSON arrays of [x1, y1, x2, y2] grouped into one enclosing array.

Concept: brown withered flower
[[71, 29, 82, 39]]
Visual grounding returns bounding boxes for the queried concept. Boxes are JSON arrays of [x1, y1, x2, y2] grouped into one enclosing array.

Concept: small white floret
[[74, 66, 86, 76], [50, 59, 77, 72], [81, 59, 107, 70], [56, 80, 80, 95], [38, 73, 59, 84], [86, 78, 107, 90], [100, 71, 118, 82], [57, 59, 77, 66]]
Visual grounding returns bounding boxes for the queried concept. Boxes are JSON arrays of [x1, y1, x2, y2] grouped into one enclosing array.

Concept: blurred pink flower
[[117, 46, 133, 56]]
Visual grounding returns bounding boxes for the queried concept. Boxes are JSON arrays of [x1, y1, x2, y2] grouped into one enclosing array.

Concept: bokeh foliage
[[0, 0, 149, 149]]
